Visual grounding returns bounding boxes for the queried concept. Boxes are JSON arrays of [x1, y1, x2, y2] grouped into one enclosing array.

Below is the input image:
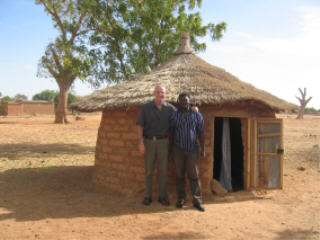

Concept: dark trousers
[[173, 145, 202, 204], [144, 138, 169, 199]]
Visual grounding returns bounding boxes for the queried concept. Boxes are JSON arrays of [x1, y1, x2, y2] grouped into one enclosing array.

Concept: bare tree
[[296, 88, 312, 119]]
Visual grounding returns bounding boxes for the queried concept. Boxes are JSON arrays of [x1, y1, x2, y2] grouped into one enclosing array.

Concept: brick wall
[[0, 102, 54, 115], [23, 102, 54, 115], [93, 107, 146, 194], [7, 103, 23, 115]]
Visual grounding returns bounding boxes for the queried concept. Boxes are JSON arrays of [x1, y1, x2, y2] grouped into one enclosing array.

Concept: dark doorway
[[213, 117, 244, 191]]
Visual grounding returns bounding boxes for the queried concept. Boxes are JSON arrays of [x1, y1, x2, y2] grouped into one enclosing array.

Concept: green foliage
[[36, 0, 226, 121], [13, 94, 28, 102], [1, 96, 13, 102], [87, 0, 227, 84], [32, 89, 57, 102], [305, 107, 319, 113], [35, 0, 94, 85], [32, 89, 80, 107]]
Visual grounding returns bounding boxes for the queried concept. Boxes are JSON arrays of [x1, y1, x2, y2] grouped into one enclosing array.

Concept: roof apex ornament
[[174, 32, 193, 55]]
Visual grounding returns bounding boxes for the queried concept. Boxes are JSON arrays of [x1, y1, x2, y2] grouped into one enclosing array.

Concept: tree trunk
[[55, 84, 70, 124], [296, 88, 312, 120]]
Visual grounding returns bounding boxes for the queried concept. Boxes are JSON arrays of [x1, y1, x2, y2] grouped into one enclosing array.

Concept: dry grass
[[0, 114, 319, 240]]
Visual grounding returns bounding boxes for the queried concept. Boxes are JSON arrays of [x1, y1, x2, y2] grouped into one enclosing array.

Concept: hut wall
[[93, 107, 176, 195], [93, 102, 277, 195]]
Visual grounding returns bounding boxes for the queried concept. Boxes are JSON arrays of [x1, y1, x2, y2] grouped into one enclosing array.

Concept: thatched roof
[[72, 33, 296, 112]]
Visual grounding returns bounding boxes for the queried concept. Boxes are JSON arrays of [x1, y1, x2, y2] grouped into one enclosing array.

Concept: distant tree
[[1, 96, 13, 102], [32, 90, 58, 102], [305, 107, 318, 113], [33, 89, 80, 108], [35, 0, 93, 124], [13, 94, 28, 102], [296, 88, 312, 119]]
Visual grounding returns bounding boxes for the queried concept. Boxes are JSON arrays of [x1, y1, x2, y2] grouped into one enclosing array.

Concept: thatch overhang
[[71, 33, 296, 113]]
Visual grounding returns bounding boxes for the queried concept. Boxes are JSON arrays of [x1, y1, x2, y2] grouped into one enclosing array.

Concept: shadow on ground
[[0, 166, 178, 222], [274, 228, 319, 239], [0, 165, 271, 222], [143, 231, 209, 239], [0, 143, 95, 160]]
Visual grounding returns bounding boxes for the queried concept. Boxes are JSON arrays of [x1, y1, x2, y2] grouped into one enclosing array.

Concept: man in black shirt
[[136, 85, 176, 206]]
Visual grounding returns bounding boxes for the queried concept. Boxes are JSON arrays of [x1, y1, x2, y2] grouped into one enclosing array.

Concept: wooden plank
[[257, 133, 281, 138], [280, 119, 284, 189], [253, 120, 257, 188], [246, 118, 251, 190], [257, 152, 279, 157], [254, 119, 282, 124]]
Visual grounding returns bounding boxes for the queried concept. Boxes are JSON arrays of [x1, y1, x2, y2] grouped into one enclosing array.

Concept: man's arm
[[136, 106, 146, 155], [196, 113, 205, 157], [137, 125, 146, 154], [199, 131, 205, 158]]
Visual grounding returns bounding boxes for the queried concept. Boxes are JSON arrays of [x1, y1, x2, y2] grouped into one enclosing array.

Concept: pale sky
[[0, 0, 319, 108]]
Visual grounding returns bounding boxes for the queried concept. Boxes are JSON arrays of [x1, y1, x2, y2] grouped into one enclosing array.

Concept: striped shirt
[[170, 108, 204, 152]]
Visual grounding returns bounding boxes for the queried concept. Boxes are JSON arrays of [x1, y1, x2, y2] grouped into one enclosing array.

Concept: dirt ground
[[0, 113, 319, 240]]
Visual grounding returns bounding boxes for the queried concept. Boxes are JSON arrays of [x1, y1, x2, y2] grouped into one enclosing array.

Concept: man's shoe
[[193, 203, 205, 212], [176, 199, 186, 208], [142, 197, 152, 206], [158, 198, 170, 206]]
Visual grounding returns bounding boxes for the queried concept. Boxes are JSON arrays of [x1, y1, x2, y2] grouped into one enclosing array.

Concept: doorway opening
[[213, 117, 244, 191]]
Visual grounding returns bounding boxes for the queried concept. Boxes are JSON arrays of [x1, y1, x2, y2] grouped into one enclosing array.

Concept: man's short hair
[[178, 93, 190, 99]]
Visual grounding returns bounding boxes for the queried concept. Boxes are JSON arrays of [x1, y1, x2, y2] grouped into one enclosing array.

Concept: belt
[[145, 136, 167, 141]]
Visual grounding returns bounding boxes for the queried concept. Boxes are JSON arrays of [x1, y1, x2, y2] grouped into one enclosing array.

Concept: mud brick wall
[[6, 103, 23, 115], [93, 107, 214, 196], [93, 107, 175, 195], [23, 102, 54, 115]]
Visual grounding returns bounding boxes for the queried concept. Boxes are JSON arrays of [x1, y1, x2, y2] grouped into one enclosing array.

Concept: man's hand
[[191, 106, 199, 112], [200, 149, 206, 158], [139, 141, 146, 155]]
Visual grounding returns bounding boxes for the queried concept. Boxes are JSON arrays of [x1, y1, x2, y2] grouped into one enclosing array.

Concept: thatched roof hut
[[72, 33, 295, 196], [72, 33, 295, 113]]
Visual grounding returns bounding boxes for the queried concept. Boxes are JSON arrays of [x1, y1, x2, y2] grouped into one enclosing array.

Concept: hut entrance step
[[213, 117, 244, 192]]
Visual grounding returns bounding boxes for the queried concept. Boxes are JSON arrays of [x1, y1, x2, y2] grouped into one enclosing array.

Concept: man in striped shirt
[[170, 93, 206, 211]]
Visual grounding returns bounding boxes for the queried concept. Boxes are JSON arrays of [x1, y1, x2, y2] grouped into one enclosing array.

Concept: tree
[[32, 89, 80, 108], [296, 88, 312, 119], [37, 0, 226, 123], [13, 94, 28, 102], [1, 96, 13, 102], [88, 0, 227, 84], [33, 89, 58, 102], [36, 0, 93, 123]]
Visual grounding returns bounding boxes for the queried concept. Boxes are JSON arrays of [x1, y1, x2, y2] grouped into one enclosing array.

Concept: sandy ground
[[0, 113, 319, 240]]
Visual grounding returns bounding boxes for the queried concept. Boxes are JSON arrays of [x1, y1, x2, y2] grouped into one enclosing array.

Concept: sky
[[0, 0, 319, 109]]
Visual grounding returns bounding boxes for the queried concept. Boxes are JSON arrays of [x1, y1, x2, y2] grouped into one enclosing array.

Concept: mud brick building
[[0, 101, 54, 116]]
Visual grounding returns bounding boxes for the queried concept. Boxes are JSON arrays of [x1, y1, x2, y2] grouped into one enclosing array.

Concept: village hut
[[72, 33, 296, 195]]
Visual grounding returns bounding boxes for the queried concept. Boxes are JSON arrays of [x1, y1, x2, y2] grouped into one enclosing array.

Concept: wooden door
[[251, 119, 284, 189]]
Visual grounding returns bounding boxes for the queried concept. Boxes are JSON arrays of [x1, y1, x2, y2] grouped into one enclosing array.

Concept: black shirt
[[136, 100, 176, 138]]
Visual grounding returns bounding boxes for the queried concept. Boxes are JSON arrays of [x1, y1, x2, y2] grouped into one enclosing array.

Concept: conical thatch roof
[[72, 33, 296, 112]]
